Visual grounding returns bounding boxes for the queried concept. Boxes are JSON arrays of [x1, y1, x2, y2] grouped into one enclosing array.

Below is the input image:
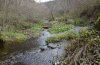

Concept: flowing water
[[0, 29, 65, 65], [0, 27, 82, 65]]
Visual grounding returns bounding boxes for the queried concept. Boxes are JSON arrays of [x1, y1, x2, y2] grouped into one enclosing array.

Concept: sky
[[34, 0, 53, 3]]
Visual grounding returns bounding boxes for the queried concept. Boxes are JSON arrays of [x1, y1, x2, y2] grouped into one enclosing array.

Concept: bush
[[48, 22, 74, 33]]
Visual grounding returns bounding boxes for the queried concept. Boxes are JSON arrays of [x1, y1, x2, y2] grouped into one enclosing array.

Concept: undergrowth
[[60, 29, 100, 65], [0, 13, 43, 42]]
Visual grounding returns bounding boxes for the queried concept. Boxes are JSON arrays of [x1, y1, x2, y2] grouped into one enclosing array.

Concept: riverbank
[[0, 29, 66, 65], [0, 21, 43, 59]]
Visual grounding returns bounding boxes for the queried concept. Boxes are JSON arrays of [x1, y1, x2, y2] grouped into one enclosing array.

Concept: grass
[[59, 28, 100, 50], [0, 21, 43, 42], [48, 22, 74, 33], [0, 12, 43, 42], [31, 22, 43, 32], [0, 32, 27, 41], [46, 27, 91, 44], [0, 21, 43, 41], [46, 31, 79, 44]]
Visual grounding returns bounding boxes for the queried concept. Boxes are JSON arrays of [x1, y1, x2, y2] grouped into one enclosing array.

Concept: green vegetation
[[48, 22, 74, 33], [79, 27, 89, 37], [46, 31, 79, 44], [31, 21, 43, 32], [0, 32, 27, 41], [0, 0, 99, 64], [0, 22, 43, 42], [0, 23, 42, 41], [61, 29, 100, 65], [0, 15, 43, 55], [73, 18, 86, 25], [0, 13, 43, 42]]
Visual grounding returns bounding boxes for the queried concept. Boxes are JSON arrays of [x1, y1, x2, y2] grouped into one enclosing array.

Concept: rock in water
[[40, 46, 48, 51]]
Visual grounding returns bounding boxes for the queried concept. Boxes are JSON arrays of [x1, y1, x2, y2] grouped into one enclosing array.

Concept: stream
[[0, 27, 81, 65], [0, 29, 66, 65]]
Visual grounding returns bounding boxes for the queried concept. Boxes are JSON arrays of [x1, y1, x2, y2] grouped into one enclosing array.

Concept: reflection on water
[[4, 37, 39, 53]]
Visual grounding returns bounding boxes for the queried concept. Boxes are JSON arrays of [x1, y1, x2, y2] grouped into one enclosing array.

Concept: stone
[[40, 46, 48, 51]]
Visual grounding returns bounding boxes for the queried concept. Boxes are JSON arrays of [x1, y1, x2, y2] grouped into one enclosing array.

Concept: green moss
[[48, 22, 74, 33], [46, 31, 79, 44]]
